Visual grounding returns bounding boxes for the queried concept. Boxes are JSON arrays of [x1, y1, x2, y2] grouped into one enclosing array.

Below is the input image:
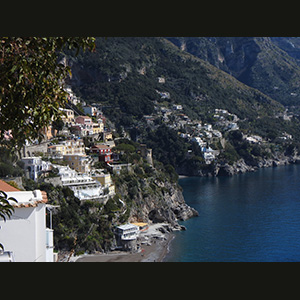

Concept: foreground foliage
[[0, 37, 95, 149]]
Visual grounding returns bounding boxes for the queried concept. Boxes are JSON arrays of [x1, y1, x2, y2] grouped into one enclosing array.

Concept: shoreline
[[178, 157, 300, 178], [74, 224, 175, 263]]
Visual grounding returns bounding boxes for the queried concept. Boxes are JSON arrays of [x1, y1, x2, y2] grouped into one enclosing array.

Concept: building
[[62, 139, 85, 155], [48, 139, 85, 159], [48, 144, 66, 159], [107, 162, 132, 175], [83, 105, 98, 117], [103, 131, 113, 142], [90, 144, 113, 163], [42, 125, 57, 141], [60, 108, 75, 126], [21, 157, 52, 181], [227, 122, 239, 131], [92, 172, 115, 197], [63, 154, 92, 174], [173, 104, 183, 110], [191, 137, 207, 148], [201, 147, 219, 164], [115, 224, 139, 251], [0, 180, 54, 262], [75, 115, 92, 127], [203, 123, 213, 131], [92, 123, 103, 135], [56, 165, 106, 203], [75, 116, 93, 136], [158, 76, 165, 84]]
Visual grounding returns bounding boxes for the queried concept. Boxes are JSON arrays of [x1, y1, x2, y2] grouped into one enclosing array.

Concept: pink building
[[75, 116, 92, 126]]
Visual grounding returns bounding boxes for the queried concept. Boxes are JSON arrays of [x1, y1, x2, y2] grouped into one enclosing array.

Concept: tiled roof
[[0, 180, 20, 192]]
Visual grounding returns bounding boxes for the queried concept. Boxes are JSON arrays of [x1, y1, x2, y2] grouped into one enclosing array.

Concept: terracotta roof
[[0, 180, 20, 192], [76, 115, 91, 119]]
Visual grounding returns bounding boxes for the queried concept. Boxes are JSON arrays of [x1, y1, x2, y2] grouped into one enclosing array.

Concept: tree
[[0, 37, 95, 237], [0, 37, 95, 149], [0, 191, 17, 250]]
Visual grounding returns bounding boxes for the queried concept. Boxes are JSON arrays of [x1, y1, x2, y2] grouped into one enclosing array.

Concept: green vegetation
[[67, 37, 300, 172], [22, 178, 120, 253], [0, 37, 95, 149], [0, 146, 24, 177], [69, 37, 283, 128]]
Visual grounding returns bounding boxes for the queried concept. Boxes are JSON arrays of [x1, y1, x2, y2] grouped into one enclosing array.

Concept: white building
[[115, 224, 139, 251], [203, 124, 213, 131], [83, 105, 98, 117], [173, 104, 183, 110], [201, 147, 219, 164], [191, 137, 207, 148], [227, 122, 239, 131], [21, 157, 52, 181], [0, 180, 54, 262], [56, 165, 106, 203]]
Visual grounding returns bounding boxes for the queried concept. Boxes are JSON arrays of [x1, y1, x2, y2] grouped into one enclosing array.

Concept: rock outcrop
[[115, 165, 198, 231], [213, 155, 300, 177], [132, 180, 199, 230]]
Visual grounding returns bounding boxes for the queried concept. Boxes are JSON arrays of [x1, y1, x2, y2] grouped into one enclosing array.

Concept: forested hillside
[[68, 37, 282, 124], [66, 37, 300, 176]]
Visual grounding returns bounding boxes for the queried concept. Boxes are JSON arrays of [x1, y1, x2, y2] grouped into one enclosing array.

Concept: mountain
[[66, 37, 300, 176], [166, 37, 300, 106], [271, 37, 300, 64], [68, 37, 283, 123]]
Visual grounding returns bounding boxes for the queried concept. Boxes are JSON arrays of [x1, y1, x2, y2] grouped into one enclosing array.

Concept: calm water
[[165, 164, 300, 262]]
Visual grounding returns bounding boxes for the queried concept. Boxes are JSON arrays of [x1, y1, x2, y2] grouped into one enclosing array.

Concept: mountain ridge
[[166, 37, 300, 106], [69, 37, 283, 122]]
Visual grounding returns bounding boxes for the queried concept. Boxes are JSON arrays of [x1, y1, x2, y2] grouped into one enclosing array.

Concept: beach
[[74, 223, 174, 263]]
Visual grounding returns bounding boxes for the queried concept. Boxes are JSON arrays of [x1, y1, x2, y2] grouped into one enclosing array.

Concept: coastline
[[74, 223, 174, 263]]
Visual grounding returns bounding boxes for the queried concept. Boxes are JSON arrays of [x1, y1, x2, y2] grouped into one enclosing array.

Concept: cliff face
[[167, 37, 300, 106], [114, 161, 198, 230]]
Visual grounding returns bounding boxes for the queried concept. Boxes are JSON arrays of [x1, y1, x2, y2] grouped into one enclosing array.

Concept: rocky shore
[[180, 155, 300, 177], [216, 155, 300, 177]]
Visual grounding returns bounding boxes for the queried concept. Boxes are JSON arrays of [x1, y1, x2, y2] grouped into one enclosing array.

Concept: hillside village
[[2, 76, 297, 262], [20, 82, 283, 186], [3, 37, 300, 262], [20, 85, 238, 189], [1, 83, 296, 262], [1, 83, 247, 261]]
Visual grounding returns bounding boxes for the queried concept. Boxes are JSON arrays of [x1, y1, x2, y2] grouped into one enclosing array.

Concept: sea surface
[[164, 164, 300, 262]]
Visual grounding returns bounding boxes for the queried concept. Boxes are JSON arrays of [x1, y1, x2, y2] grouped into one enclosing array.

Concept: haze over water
[[165, 164, 300, 262]]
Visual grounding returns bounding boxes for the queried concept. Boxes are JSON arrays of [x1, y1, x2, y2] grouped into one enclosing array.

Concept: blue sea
[[164, 164, 300, 262]]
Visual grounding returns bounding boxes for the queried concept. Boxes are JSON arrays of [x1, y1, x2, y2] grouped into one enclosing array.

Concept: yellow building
[[92, 123, 103, 135], [48, 139, 85, 158], [104, 131, 113, 141], [61, 108, 75, 126], [48, 144, 66, 158], [63, 154, 92, 174], [62, 139, 85, 155], [92, 172, 115, 196]]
